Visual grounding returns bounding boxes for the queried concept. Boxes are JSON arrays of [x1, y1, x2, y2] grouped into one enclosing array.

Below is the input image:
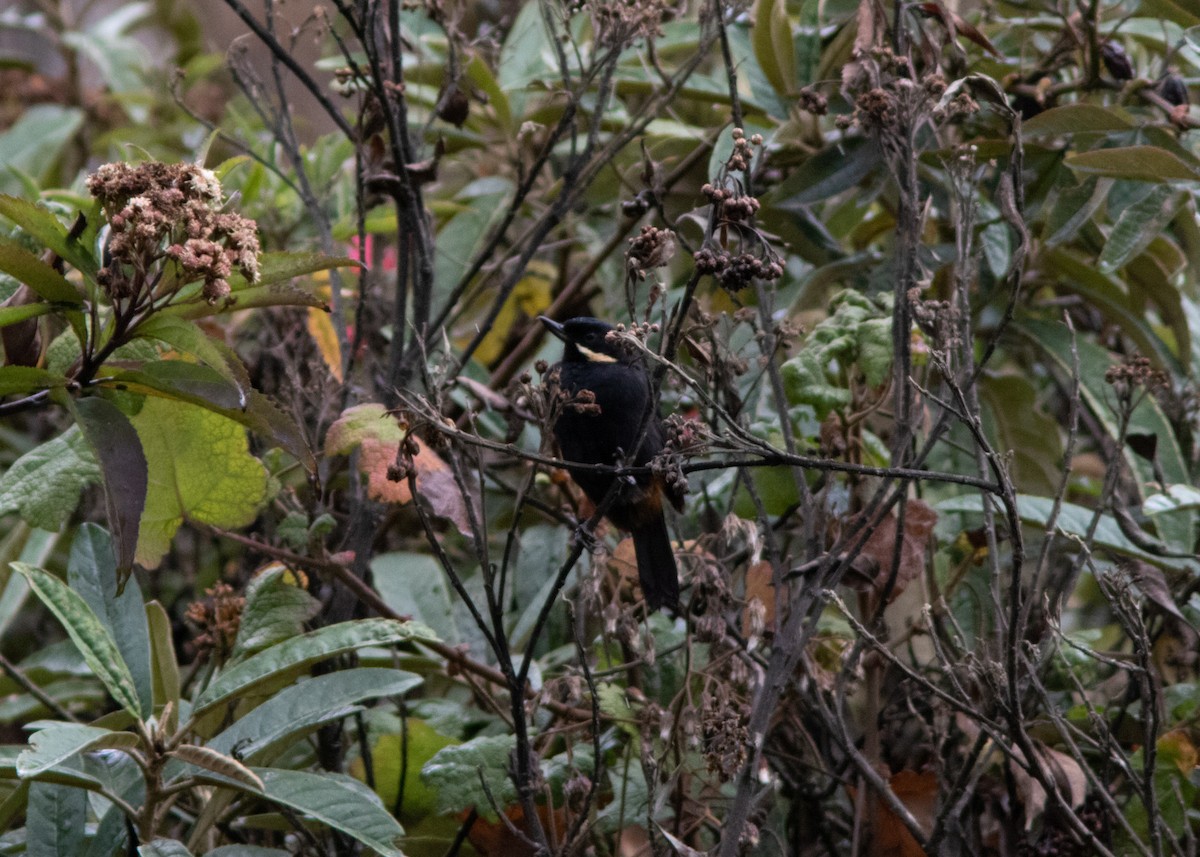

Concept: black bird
[[540, 316, 684, 611]]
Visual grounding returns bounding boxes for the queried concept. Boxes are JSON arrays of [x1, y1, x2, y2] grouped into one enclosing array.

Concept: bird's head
[[539, 316, 628, 364]]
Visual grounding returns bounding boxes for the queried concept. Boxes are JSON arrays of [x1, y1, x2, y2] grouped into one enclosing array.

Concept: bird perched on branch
[[539, 316, 684, 612]]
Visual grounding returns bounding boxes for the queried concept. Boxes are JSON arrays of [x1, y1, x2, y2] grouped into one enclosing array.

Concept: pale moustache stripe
[[578, 345, 617, 363]]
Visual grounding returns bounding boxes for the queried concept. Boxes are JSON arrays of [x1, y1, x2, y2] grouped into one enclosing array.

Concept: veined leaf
[[1065, 146, 1200, 182], [12, 564, 142, 717], [191, 618, 434, 717], [207, 668, 421, 763], [130, 397, 269, 569], [17, 722, 140, 777]]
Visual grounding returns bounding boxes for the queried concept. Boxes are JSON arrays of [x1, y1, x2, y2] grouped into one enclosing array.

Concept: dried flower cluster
[[626, 225, 676, 279], [1105, 354, 1170, 406], [184, 582, 245, 664], [582, 0, 667, 49], [87, 161, 261, 304], [692, 129, 784, 292]]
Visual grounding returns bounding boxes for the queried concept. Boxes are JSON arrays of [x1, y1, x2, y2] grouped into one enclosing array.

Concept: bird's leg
[[570, 518, 600, 554]]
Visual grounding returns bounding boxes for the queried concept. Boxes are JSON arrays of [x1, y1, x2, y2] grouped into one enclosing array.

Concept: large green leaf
[[1015, 319, 1194, 552], [130, 397, 269, 569], [752, 0, 796, 97], [937, 494, 1200, 576], [422, 733, 516, 818], [0, 195, 97, 277], [26, 780, 87, 857], [1065, 146, 1200, 182], [0, 105, 84, 195], [67, 525, 152, 718], [0, 365, 69, 397], [12, 564, 142, 717], [1099, 185, 1180, 273], [17, 722, 140, 777], [207, 668, 422, 763], [0, 427, 99, 532], [0, 236, 82, 304], [191, 618, 434, 717], [1022, 104, 1135, 135], [978, 374, 1064, 498], [251, 769, 405, 857], [229, 565, 322, 660]]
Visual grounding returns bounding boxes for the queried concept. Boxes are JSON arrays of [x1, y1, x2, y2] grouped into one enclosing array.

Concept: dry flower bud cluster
[[1105, 355, 1169, 405], [184, 582, 245, 665], [692, 129, 784, 292], [625, 225, 677, 279], [87, 161, 261, 305]]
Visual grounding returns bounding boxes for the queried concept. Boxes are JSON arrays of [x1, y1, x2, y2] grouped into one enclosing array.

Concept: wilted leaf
[[306, 305, 343, 382], [850, 499, 937, 600], [1012, 743, 1087, 829], [327, 403, 473, 534], [75, 397, 148, 576]]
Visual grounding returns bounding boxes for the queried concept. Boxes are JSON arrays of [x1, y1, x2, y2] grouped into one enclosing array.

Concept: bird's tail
[[632, 515, 679, 612]]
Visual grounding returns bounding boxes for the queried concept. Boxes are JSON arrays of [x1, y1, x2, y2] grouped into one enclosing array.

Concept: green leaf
[[855, 317, 893, 387], [752, 0, 797, 97], [208, 668, 422, 764], [229, 565, 322, 660], [162, 282, 329, 319], [133, 316, 251, 390], [75, 397, 148, 576], [248, 768, 405, 857], [1039, 248, 1176, 369], [497, 0, 556, 91], [204, 848, 291, 856], [769, 137, 881, 207], [1015, 319, 1194, 552], [131, 397, 269, 569], [67, 525, 152, 719], [979, 374, 1064, 496], [0, 105, 84, 195], [191, 618, 434, 717], [1022, 104, 1135, 135], [18, 722, 141, 777], [936, 495, 1200, 575], [371, 552, 461, 645], [794, 0, 820, 88], [229, 251, 361, 291], [1144, 484, 1200, 515], [0, 236, 82, 303], [0, 365, 69, 397], [353, 719, 457, 820], [26, 780, 87, 857], [0, 195, 97, 277], [110, 361, 246, 411], [1098, 185, 1179, 273], [12, 564, 142, 717], [422, 733, 516, 818], [146, 600, 180, 710], [0, 301, 56, 329], [138, 840, 194, 857], [1065, 146, 1200, 182], [1043, 177, 1110, 246]]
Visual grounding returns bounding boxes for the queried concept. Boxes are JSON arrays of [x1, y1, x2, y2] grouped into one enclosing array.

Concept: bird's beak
[[539, 316, 567, 342]]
